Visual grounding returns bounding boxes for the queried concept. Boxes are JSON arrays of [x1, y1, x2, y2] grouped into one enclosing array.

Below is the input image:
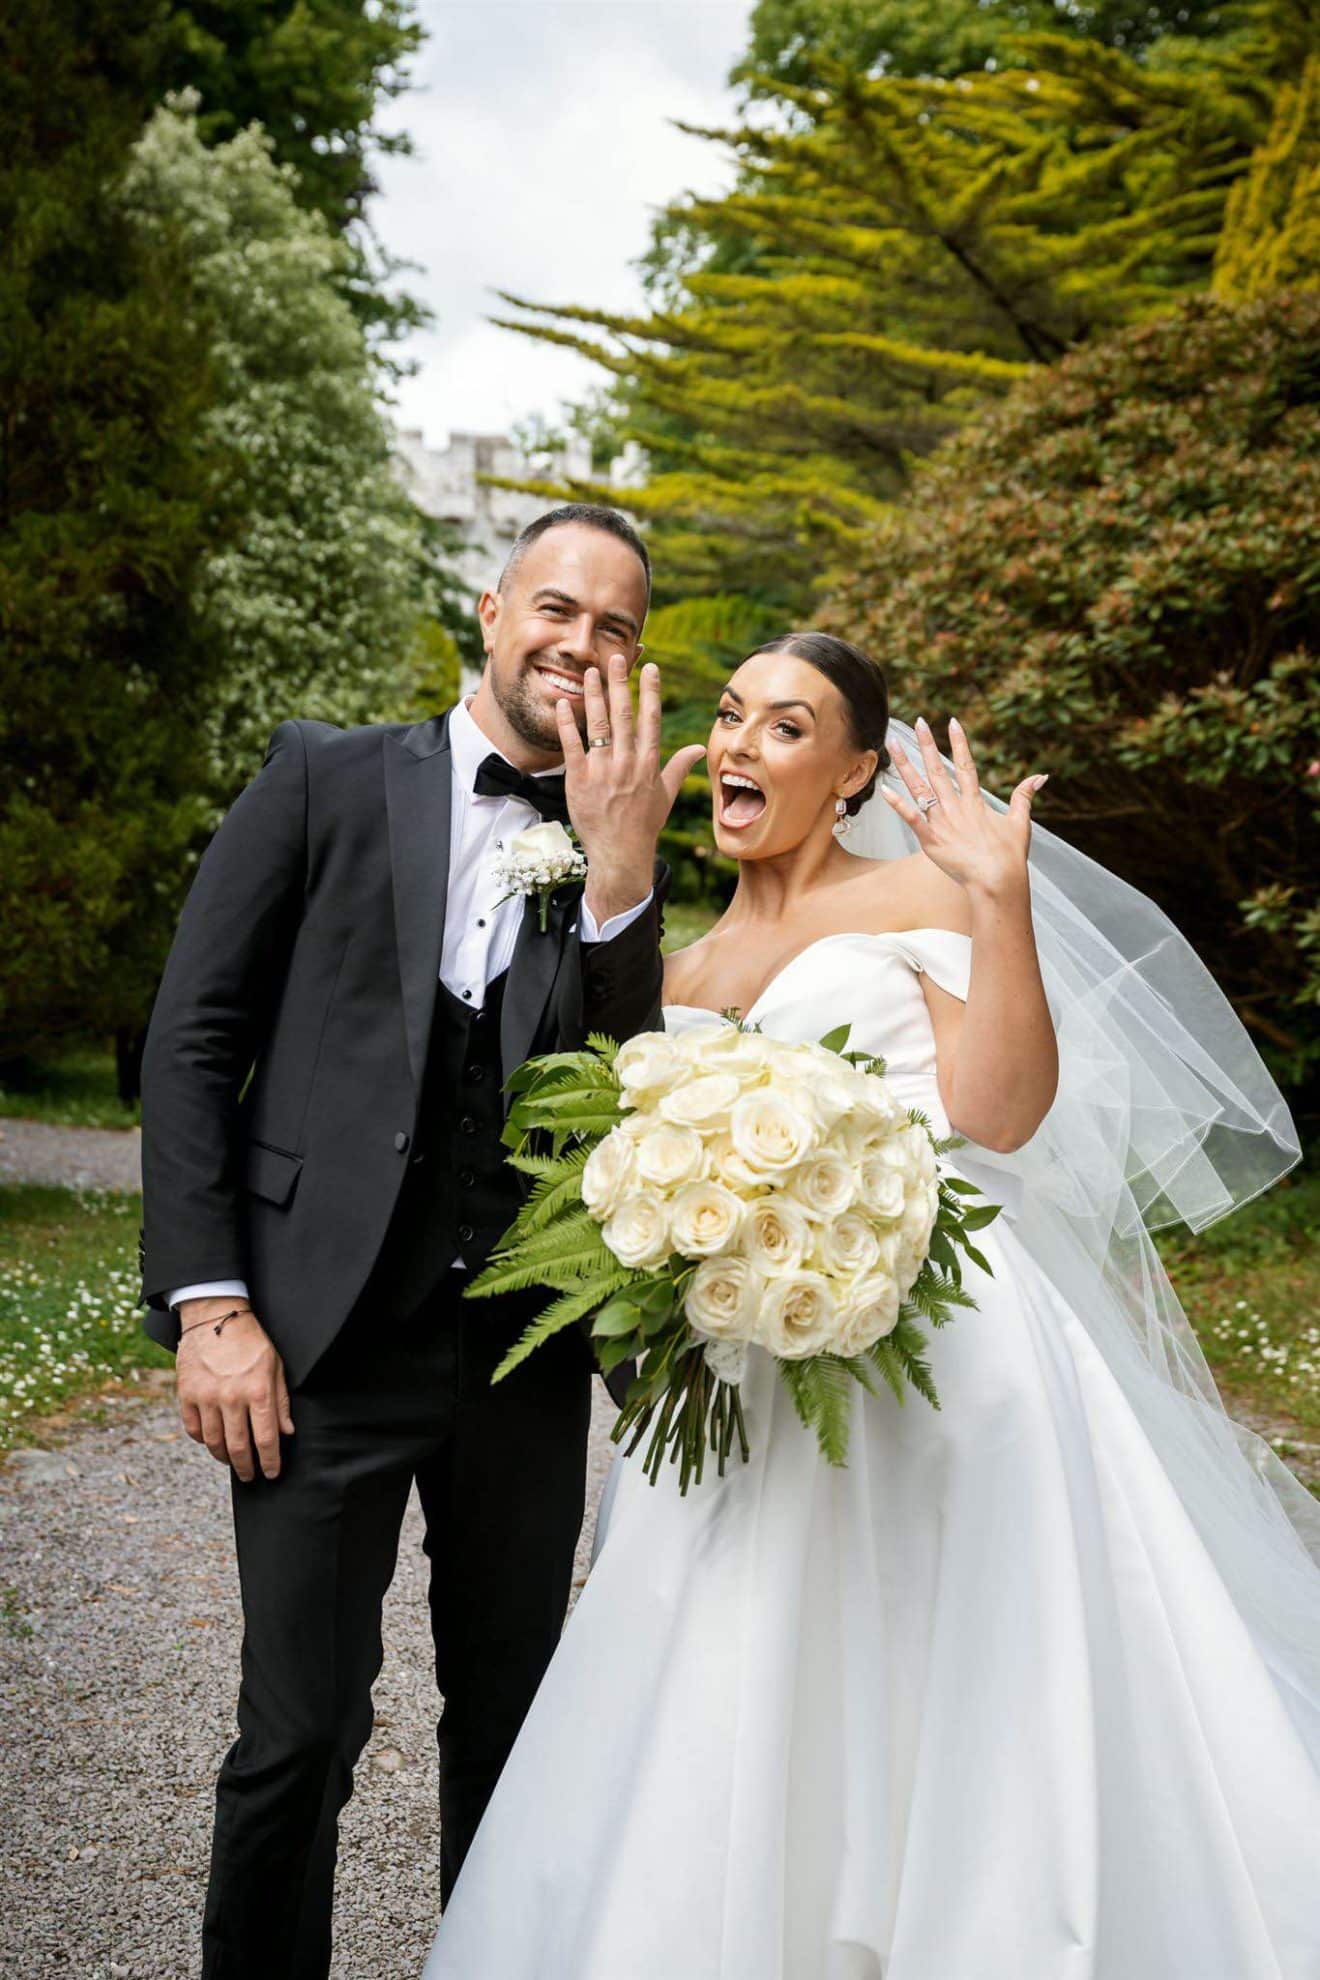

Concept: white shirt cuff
[[168, 1279, 250, 1312], [579, 890, 653, 945]]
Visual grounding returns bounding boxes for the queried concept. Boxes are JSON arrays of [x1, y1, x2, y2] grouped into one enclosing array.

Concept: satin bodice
[[663, 927, 972, 1126]]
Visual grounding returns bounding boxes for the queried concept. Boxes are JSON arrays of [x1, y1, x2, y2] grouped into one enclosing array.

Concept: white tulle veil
[[848, 718, 1320, 1734]]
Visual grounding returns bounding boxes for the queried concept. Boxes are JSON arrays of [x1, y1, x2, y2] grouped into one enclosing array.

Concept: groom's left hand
[[556, 654, 704, 927]]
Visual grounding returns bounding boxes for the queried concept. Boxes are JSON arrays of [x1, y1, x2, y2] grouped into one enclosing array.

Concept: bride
[[425, 632, 1320, 1979]]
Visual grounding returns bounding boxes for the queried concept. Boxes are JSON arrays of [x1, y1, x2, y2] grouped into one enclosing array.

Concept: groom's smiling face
[[473, 523, 648, 764]]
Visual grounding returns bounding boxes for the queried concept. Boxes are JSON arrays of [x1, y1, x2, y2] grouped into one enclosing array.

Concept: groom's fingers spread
[[556, 691, 585, 760], [637, 661, 662, 761], [660, 743, 706, 808], [606, 652, 634, 758], [582, 665, 609, 747]]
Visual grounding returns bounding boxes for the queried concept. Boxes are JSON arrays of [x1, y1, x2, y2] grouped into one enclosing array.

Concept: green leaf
[[776, 1353, 859, 1467], [593, 1298, 647, 1339], [492, 1279, 634, 1381], [818, 1022, 852, 1054], [957, 1201, 1002, 1231]]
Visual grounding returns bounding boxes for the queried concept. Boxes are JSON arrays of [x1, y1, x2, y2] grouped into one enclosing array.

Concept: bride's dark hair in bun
[[753, 632, 891, 816]]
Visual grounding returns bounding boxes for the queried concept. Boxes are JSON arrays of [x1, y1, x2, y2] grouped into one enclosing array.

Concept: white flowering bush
[[467, 1022, 1000, 1491]]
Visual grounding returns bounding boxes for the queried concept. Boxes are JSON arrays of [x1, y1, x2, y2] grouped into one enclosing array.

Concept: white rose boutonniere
[[490, 820, 588, 931]]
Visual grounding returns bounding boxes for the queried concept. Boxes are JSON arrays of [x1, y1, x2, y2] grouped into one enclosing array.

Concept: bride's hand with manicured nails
[[881, 715, 1048, 898], [558, 654, 705, 926]]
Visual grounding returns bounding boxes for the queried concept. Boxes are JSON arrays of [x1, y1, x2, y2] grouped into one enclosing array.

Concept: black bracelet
[[178, 1305, 253, 1340]]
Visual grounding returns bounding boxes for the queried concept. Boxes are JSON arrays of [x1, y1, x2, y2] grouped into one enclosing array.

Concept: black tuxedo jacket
[[139, 710, 666, 1388]]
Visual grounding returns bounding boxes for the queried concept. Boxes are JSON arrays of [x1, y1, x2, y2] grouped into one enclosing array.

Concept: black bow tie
[[473, 753, 570, 825]]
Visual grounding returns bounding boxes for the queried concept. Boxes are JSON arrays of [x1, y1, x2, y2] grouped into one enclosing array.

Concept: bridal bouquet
[[466, 1022, 1000, 1492]]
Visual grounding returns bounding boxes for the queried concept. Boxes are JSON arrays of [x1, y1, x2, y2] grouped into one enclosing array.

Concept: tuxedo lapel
[[384, 713, 453, 1093], [500, 884, 578, 1088]]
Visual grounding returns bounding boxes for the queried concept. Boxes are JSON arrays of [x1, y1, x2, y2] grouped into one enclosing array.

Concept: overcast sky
[[369, 0, 755, 448]]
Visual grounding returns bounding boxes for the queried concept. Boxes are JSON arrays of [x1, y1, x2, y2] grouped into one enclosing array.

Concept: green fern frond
[[492, 1275, 637, 1381], [777, 1353, 858, 1467]]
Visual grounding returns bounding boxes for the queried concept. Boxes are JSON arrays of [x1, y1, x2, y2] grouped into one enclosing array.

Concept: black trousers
[[199, 1276, 592, 1980]]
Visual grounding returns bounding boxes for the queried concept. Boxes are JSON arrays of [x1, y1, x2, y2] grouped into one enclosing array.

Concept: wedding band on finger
[[589, 734, 611, 750]]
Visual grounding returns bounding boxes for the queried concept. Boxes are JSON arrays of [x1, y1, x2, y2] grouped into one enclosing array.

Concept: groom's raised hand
[[556, 655, 704, 928], [175, 1300, 294, 1483]]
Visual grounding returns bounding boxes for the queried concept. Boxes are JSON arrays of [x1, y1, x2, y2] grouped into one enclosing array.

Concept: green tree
[[158, 0, 423, 237], [821, 293, 1320, 1091], [490, 13, 1296, 615], [0, 0, 222, 1066], [122, 95, 441, 797], [1213, 50, 1320, 297], [736, 0, 1231, 96]]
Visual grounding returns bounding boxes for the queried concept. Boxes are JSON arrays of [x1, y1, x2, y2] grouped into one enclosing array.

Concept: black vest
[[361, 970, 521, 1322]]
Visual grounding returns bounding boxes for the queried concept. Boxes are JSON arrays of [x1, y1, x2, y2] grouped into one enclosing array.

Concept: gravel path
[[0, 1374, 621, 1979], [0, 1118, 142, 1192]]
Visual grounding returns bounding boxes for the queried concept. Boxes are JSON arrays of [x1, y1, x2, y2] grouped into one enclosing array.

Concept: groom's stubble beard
[[492, 653, 591, 757]]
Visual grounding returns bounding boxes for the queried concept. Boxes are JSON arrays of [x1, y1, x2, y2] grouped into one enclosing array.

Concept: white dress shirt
[[169, 697, 652, 1310]]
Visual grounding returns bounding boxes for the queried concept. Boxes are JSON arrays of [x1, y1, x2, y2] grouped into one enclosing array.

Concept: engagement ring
[[917, 794, 940, 815]]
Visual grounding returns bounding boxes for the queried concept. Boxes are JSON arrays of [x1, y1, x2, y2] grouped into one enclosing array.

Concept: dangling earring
[[833, 796, 852, 837]]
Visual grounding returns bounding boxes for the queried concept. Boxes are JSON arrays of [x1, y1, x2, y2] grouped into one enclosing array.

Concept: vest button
[[459, 1116, 477, 1134], [466, 1064, 485, 1082], [394, 1131, 410, 1153], [458, 1222, 475, 1245], [459, 1168, 475, 1189]]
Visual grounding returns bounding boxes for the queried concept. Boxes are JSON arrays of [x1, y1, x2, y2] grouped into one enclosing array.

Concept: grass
[[1154, 1166, 1320, 1440], [0, 1046, 139, 1130], [0, 1160, 1314, 1478], [0, 1185, 168, 1449]]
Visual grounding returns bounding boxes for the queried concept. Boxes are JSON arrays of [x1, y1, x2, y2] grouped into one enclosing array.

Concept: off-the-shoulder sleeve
[[881, 930, 973, 1002]]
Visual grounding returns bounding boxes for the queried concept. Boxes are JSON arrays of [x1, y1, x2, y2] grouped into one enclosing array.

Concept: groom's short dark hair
[[499, 504, 652, 615]]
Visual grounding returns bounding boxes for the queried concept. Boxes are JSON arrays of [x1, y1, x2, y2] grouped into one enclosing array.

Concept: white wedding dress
[[424, 930, 1320, 1980]]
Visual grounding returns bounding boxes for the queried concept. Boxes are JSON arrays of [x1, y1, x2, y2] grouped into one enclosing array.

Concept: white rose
[[897, 1241, 925, 1298], [668, 1179, 745, 1258], [683, 1026, 774, 1082], [900, 1181, 939, 1255], [790, 1150, 856, 1220], [633, 1122, 706, 1191], [706, 1133, 771, 1194], [758, 1272, 840, 1360], [729, 1089, 818, 1176], [813, 1210, 881, 1280], [793, 1046, 860, 1130], [580, 1128, 636, 1220], [659, 1072, 742, 1131], [507, 819, 575, 865], [601, 1189, 671, 1270], [743, 1194, 812, 1275], [859, 1156, 908, 1222], [838, 1272, 901, 1355], [615, 1031, 685, 1102], [847, 1068, 904, 1134], [685, 1255, 764, 1340]]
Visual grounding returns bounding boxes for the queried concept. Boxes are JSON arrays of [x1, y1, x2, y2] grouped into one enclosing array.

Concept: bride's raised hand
[[880, 714, 1049, 895]]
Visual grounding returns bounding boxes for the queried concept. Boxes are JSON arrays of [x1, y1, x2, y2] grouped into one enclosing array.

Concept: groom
[[139, 504, 700, 1978]]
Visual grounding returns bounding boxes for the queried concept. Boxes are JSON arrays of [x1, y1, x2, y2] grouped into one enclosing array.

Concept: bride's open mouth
[[718, 771, 767, 829]]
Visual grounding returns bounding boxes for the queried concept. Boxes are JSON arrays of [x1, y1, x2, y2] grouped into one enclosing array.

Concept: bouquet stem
[[613, 1344, 749, 1496]]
